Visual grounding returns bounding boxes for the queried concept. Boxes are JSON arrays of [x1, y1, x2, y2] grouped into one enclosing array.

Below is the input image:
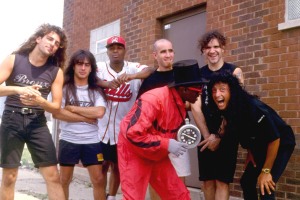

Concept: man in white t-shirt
[[53, 50, 107, 199], [97, 36, 154, 200]]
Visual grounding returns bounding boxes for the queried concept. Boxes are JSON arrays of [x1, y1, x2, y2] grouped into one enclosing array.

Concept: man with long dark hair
[[53, 49, 106, 200], [0, 23, 67, 200], [206, 73, 295, 200]]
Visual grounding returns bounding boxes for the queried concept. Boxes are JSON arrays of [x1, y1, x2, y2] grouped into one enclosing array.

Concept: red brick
[[277, 184, 296, 193], [263, 55, 280, 63], [64, 0, 300, 198]]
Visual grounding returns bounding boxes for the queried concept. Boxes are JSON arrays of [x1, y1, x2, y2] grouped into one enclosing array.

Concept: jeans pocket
[[2, 110, 15, 121]]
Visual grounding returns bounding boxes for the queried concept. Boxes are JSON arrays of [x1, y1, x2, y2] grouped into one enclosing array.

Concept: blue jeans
[[240, 146, 294, 200]]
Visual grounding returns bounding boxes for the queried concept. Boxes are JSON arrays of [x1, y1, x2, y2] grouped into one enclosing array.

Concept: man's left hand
[[198, 134, 221, 152], [118, 73, 134, 84], [258, 173, 275, 196]]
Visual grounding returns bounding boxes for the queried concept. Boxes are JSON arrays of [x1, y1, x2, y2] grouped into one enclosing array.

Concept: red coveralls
[[118, 86, 191, 200]]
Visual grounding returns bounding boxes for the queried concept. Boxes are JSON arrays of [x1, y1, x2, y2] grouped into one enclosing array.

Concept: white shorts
[[168, 150, 191, 177]]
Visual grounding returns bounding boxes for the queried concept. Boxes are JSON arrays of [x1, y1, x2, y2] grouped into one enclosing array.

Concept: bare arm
[[233, 67, 244, 85], [64, 105, 105, 119], [30, 68, 64, 113], [0, 55, 41, 97], [261, 139, 280, 171], [97, 66, 156, 88], [191, 96, 221, 151], [117, 66, 157, 83], [53, 108, 97, 124], [0, 55, 15, 96], [97, 77, 121, 89], [130, 66, 157, 79], [191, 96, 210, 139], [258, 138, 280, 195]]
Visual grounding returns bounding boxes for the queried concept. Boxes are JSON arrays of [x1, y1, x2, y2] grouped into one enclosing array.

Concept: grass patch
[[21, 145, 34, 169]]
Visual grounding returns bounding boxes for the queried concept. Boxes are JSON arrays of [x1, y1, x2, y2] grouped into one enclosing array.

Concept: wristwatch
[[177, 118, 201, 149], [261, 168, 271, 174]]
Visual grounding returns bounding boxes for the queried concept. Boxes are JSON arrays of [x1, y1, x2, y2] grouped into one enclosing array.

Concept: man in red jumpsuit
[[118, 59, 205, 200]]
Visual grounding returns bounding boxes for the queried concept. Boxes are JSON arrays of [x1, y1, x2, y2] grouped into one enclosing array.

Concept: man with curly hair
[[0, 24, 68, 200], [191, 30, 244, 200], [206, 73, 295, 200]]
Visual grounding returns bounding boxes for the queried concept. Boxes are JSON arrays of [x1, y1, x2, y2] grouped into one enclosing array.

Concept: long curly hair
[[207, 73, 255, 134], [198, 30, 226, 54], [64, 49, 105, 106], [14, 23, 68, 68]]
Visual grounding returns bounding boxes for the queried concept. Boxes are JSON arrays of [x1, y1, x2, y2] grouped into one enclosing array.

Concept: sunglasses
[[187, 86, 203, 93]]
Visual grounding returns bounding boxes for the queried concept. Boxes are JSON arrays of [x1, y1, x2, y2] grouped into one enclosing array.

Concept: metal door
[[163, 8, 206, 188]]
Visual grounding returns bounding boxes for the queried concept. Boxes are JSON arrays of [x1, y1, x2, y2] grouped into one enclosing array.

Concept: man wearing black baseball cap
[[117, 60, 206, 200]]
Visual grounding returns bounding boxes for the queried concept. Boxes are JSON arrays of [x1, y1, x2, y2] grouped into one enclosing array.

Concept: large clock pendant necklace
[[171, 90, 201, 149]]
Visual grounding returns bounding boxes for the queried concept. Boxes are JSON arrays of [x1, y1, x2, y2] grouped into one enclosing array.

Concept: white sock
[[107, 196, 116, 200]]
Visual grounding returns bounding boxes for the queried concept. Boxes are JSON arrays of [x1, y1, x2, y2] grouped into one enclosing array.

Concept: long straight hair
[[64, 49, 105, 106]]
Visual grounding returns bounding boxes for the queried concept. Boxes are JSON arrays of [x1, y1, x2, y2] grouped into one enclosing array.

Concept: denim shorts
[[0, 109, 58, 168], [58, 140, 104, 166]]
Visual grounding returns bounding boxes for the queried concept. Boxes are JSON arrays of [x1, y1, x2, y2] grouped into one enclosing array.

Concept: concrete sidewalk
[[0, 167, 101, 200], [1, 167, 243, 200], [14, 193, 39, 200]]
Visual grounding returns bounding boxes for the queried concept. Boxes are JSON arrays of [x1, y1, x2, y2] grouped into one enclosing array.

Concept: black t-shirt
[[5, 54, 59, 109], [236, 97, 296, 166], [137, 70, 174, 99], [200, 62, 236, 107], [199, 62, 237, 133], [239, 98, 296, 149]]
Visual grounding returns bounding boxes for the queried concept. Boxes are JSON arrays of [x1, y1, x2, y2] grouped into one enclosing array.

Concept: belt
[[5, 105, 44, 115]]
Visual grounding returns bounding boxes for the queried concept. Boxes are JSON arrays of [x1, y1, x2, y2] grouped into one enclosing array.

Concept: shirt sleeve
[[241, 99, 281, 149], [94, 90, 106, 107], [256, 105, 281, 143], [119, 95, 170, 161], [129, 61, 149, 73], [96, 61, 106, 79]]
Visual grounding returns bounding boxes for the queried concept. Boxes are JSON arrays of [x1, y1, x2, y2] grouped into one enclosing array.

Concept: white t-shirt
[[97, 61, 148, 145], [59, 85, 106, 144]]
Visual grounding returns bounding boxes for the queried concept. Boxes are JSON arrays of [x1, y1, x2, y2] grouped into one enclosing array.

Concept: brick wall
[[63, 0, 300, 199], [63, 0, 204, 66], [63, 0, 125, 58], [205, 0, 300, 199]]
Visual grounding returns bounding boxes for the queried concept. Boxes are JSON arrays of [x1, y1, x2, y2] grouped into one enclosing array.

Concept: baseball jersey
[[97, 61, 148, 145]]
